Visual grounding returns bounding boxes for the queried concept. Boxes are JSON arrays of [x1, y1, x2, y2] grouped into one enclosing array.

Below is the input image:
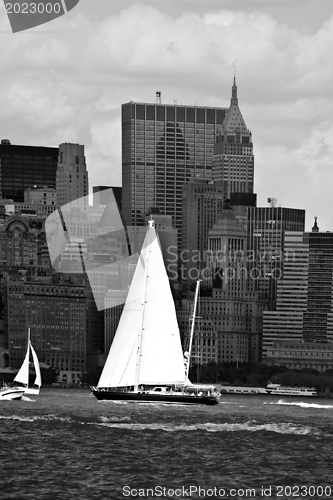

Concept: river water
[[0, 389, 332, 499]]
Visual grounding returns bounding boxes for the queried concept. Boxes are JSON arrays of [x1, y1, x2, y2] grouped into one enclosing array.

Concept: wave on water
[[100, 415, 131, 423], [0, 414, 133, 425], [0, 414, 72, 423], [265, 399, 333, 409], [0, 413, 316, 435], [95, 421, 313, 435]]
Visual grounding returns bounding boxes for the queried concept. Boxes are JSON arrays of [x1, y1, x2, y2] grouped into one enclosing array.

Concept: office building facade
[[177, 209, 264, 365], [263, 226, 333, 371], [7, 278, 87, 373], [246, 205, 305, 306], [181, 180, 227, 284], [24, 186, 57, 206], [56, 143, 89, 209], [0, 139, 58, 202], [121, 99, 227, 245]]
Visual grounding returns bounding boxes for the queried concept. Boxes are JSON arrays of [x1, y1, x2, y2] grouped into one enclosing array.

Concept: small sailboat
[[13, 329, 42, 395], [91, 220, 219, 405]]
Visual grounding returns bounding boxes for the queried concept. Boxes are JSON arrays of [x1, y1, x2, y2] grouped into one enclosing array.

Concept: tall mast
[[134, 219, 154, 391], [185, 280, 201, 378]]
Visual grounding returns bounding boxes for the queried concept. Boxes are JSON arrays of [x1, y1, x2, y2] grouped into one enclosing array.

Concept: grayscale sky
[[1, 0, 333, 230]]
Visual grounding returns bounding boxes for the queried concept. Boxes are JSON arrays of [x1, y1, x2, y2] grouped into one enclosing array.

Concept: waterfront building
[[7, 278, 87, 375], [0, 213, 54, 350], [0, 139, 58, 202], [264, 341, 333, 372], [263, 223, 333, 371], [178, 288, 262, 366]]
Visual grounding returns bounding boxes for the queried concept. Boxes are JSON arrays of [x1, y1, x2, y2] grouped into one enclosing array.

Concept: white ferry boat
[[219, 386, 267, 395], [266, 383, 317, 397]]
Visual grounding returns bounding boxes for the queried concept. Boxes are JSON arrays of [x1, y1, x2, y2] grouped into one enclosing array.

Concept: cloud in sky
[[0, 0, 333, 230]]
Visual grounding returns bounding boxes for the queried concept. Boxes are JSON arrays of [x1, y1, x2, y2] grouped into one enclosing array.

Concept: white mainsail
[[13, 329, 42, 390], [98, 222, 186, 389], [13, 343, 30, 387], [30, 343, 42, 388]]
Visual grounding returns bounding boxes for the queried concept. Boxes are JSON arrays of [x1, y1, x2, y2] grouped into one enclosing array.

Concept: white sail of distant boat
[[97, 220, 186, 390], [13, 329, 42, 395]]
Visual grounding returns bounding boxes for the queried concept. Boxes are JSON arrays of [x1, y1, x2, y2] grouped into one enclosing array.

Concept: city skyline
[[0, 0, 332, 231]]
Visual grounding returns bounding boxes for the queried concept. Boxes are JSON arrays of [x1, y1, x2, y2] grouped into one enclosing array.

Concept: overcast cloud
[[1, 0, 332, 230]]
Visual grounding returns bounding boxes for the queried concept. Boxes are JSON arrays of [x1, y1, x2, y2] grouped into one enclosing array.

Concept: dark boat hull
[[91, 390, 219, 405]]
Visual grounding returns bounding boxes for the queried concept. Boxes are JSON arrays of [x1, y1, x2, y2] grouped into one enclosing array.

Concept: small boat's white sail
[[13, 329, 42, 395], [30, 343, 42, 389], [13, 344, 30, 388], [97, 221, 186, 390]]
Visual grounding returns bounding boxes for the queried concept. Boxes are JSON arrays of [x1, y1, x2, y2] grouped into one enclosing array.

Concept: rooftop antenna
[[156, 91, 162, 104], [267, 197, 277, 208]]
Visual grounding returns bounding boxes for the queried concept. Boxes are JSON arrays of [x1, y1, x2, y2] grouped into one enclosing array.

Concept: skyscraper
[[213, 78, 254, 196], [0, 139, 58, 202], [121, 98, 227, 244], [263, 224, 333, 371], [246, 205, 305, 306], [56, 143, 89, 209], [177, 208, 263, 365], [181, 180, 227, 284]]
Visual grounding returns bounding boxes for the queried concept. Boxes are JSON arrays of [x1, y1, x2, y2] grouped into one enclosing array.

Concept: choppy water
[[1, 390, 333, 499]]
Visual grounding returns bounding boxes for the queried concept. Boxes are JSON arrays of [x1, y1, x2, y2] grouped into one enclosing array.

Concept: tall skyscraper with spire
[[213, 77, 254, 196]]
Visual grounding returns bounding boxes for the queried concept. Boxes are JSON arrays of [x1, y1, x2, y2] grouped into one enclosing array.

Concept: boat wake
[[0, 414, 316, 435], [21, 396, 35, 402], [267, 400, 333, 409]]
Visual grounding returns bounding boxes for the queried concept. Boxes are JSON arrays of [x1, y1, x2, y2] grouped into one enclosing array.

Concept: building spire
[[312, 216, 319, 233], [231, 74, 238, 105]]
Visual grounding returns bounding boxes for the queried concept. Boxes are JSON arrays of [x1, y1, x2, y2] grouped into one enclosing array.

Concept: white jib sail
[[30, 342, 42, 388], [97, 223, 186, 389], [13, 343, 30, 387]]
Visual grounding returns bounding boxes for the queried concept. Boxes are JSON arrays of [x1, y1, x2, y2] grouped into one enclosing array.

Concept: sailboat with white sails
[[13, 328, 42, 395], [91, 220, 219, 405]]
